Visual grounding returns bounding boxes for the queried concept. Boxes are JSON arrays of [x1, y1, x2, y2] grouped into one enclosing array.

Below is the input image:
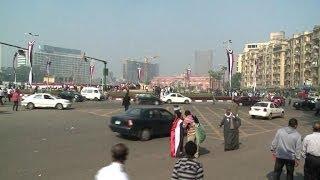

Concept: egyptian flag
[[28, 41, 35, 85], [137, 67, 142, 81], [46, 61, 52, 75], [90, 64, 95, 79], [170, 118, 183, 157], [13, 52, 18, 77], [226, 49, 234, 78]]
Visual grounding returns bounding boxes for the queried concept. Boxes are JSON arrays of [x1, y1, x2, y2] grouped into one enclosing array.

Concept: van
[[81, 87, 104, 100]]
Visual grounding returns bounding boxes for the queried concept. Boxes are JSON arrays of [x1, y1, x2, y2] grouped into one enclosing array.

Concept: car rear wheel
[[27, 102, 35, 110], [94, 97, 99, 101], [184, 100, 190, 104], [281, 112, 284, 118], [154, 101, 160, 105], [140, 129, 151, 141], [167, 99, 172, 104], [268, 113, 273, 120], [56, 103, 64, 110]]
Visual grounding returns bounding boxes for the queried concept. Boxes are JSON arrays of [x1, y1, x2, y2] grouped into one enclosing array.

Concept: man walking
[[95, 143, 129, 180], [0, 88, 4, 105], [301, 121, 320, 180], [171, 141, 204, 180], [271, 118, 302, 180], [219, 109, 241, 151], [122, 90, 131, 111], [11, 89, 21, 111]]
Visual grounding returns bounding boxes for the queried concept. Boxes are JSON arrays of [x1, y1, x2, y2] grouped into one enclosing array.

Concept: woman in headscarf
[[219, 108, 241, 151], [170, 110, 184, 158]]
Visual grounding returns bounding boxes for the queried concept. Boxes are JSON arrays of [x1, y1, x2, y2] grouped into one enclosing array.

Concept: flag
[[13, 52, 18, 76], [90, 64, 95, 76], [28, 41, 35, 85], [226, 49, 234, 76], [46, 61, 52, 75], [137, 67, 142, 81], [187, 67, 191, 80]]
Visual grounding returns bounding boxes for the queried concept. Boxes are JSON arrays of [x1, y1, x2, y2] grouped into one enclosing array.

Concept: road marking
[[205, 107, 248, 136], [101, 108, 123, 116], [192, 105, 223, 139]]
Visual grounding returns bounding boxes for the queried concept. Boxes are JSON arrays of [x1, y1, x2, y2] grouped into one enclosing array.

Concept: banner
[[226, 49, 234, 76], [137, 67, 142, 81], [28, 41, 35, 85], [46, 61, 52, 75], [12, 52, 18, 76]]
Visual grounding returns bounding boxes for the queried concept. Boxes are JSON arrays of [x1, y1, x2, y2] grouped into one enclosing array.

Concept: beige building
[[240, 25, 320, 89]]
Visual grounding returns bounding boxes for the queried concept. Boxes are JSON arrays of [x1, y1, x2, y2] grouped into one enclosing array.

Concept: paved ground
[[0, 101, 319, 180]]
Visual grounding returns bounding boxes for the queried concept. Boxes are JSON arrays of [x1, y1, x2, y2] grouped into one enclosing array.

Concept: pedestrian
[[11, 89, 21, 111], [288, 96, 292, 106], [270, 118, 302, 180], [219, 109, 241, 151], [315, 99, 320, 116], [301, 121, 320, 180], [170, 110, 184, 158], [184, 110, 198, 158], [122, 90, 131, 111], [0, 88, 4, 105], [171, 141, 204, 180], [7, 88, 13, 102], [95, 143, 129, 180]]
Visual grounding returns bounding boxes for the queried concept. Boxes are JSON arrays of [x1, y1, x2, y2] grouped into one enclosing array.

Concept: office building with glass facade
[[123, 60, 159, 83], [33, 45, 90, 84]]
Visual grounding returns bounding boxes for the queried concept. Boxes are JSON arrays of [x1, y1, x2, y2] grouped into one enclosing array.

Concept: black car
[[233, 96, 260, 106], [58, 91, 85, 102], [293, 98, 316, 110], [134, 93, 162, 105], [109, 107, 174, 141]]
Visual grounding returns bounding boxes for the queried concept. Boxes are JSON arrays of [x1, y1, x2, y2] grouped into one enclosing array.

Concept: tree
[[224, 73, 242, 90]]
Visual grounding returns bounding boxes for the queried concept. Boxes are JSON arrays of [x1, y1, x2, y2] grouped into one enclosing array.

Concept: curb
[[111, 98, 232, 103]]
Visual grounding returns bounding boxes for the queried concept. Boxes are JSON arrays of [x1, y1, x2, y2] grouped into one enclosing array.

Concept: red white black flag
[[226, 49, 234, 77]]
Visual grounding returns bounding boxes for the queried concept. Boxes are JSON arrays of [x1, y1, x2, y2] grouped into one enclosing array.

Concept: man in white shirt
[[95, 143, 129, 180], [301, 121, 320, 180]]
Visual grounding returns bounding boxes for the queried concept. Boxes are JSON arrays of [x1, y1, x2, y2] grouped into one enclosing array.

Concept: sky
[[0, 0, 320, 78]]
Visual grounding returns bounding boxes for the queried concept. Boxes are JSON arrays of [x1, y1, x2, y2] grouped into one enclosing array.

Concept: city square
[[0, 100, 317, 180]]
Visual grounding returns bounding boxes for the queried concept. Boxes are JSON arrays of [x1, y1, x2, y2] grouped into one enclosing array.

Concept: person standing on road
[[301, 121, 320, 180], [288, 96, 292, 106], [170, 110, 184, 158], [184, 110, 199, 158], [314, 99, 320, 116], [171, 141, 204, 180], [0, 88, 4, 105], [122, 90, 131, 111], [11, 89, 21, 111], [95, 143, 130, 180], [219, 109, 241, 151], [270, 118, 302, 180]]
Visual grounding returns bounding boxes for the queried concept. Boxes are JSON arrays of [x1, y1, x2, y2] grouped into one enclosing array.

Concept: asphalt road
[[0, 101, 318, 180]]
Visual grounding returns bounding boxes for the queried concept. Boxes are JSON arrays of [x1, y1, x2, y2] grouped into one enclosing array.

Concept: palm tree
[[208, 70, 223, 90]]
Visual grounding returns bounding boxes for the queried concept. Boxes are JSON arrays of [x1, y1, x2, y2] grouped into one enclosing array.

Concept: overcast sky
[[1, 0, 319, 78]]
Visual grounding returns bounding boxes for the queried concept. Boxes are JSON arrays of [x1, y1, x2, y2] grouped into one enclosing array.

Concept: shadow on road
[[266, 171, 304, 180], [199, 146, 210, 156], [0, 110, 11, 114]]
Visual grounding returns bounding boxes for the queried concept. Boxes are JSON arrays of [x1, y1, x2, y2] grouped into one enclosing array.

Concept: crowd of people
[[0, 87, 22, 111]]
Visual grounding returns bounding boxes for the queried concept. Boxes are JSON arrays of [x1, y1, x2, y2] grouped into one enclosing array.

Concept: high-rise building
[[123, 60, 159, 83], [17, 51, 28, 67], [33, 45, 90, 84], [194, 50, 213, 75]]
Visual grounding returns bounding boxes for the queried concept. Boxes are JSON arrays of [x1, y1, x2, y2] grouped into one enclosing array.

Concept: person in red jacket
[[11, 89, 21, 111]]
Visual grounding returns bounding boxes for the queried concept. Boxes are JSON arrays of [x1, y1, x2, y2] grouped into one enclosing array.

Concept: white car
[[21, 93, 71, 110], [249, 101, 284, 120], [81, 87, 104, 100], [161, 93, 192, 104]]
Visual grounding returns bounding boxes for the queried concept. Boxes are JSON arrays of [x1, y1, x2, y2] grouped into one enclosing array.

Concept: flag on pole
[[90, 64, 95, 77], [28, 41, 35, 85], [13, 52, 18, 76], [137, 67, 142, 81], [226, 49, 234, 77], [186, 66, 191, 80], [46, 61, 52, 75]]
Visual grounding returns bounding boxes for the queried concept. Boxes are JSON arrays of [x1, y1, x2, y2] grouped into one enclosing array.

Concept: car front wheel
[[27, 102, 35, 110], [167, 99, 172, 104], [184, 100, 190, 104], [140, 129, 151, 141], [56, 103, 64, 110]]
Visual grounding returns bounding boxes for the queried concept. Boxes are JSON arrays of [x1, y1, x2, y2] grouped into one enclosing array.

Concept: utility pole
[[83, 55, 109, 91]]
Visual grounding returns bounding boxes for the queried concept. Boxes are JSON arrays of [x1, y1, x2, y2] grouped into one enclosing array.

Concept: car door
[[159, 109, 174, 135], [170, 94, 177, 103], [44, 94, 56, 107], [32, 94, 44, 107], [176, 94, 184, 103], [270, 103, 277, 116], [273, 103, 281, 115], [145, 109, 163, 135]]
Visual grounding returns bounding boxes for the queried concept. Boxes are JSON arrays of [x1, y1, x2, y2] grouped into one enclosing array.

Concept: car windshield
[[125, 108, 141, 116], [253, 103, 268, 107]]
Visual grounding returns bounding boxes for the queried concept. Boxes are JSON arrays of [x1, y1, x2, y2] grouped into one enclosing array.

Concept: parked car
[[134, 93, 162, 105], [249, 101, 284, 120], [161, 93, 192, 104], [21, 93, 71, 110], [270, 96, 286, 106], [109, 107, 174, 141], [58, 91, 85, 102], [233, 96, 260, 106], [80, 87, 104, 100], [293, 98, 316, 110]]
